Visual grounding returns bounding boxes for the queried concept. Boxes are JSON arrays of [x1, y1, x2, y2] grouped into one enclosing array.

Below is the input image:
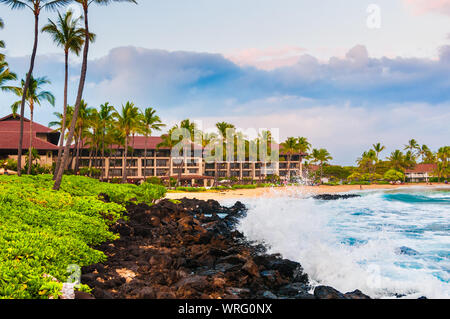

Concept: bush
[[210, 185, 231, 191], [175, 187, 207, 192], [231, 184, 257, 190], [383, 169, 404, 182], [145, 177, 162, 185], [79, 167, 101, 177]]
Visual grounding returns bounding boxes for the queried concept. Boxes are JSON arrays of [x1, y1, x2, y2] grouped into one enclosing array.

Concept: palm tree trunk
[[122, 136, 128, 183], [288, 155, 291, 182], [54, 6, 90, 190], [100, 139, 105, 182], [169, 154, 173, 187], [143, 137, 148, 180], [53, 51, 69, 180], [27, 106, 34, 175], [18, 13, 39, 177], [74, 133, 82, 174]]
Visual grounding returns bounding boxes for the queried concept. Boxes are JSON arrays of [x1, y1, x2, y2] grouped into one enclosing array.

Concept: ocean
[[227, 187, 450, 298]]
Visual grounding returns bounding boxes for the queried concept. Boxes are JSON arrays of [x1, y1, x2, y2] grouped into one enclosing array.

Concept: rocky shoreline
[[79, 198, 370, 299]]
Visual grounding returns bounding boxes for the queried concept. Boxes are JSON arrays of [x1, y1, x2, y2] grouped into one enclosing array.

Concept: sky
[[0, 0, 449, 165]]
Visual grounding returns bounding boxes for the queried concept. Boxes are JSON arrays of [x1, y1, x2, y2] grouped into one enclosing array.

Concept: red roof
[[405, 163, 437, 174], [0, 114, 59, 151], [0, 114, 55, 134], [0, 132, 59, 150]]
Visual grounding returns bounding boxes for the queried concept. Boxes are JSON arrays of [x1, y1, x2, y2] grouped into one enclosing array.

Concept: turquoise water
[[235, 187, 450, 298]]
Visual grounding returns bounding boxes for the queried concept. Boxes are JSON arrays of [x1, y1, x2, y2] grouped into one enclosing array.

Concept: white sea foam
[[224, 187, 450, 299]]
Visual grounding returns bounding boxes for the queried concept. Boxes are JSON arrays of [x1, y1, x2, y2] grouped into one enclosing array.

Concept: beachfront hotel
[[0, 114, 307, 185]]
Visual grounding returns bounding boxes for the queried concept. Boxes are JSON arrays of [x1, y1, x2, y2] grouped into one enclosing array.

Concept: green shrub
[[145, 177, 162, 185], [0, 175, 166, 299], [383, 169, 405, 182], [231, 184, 257, 190], [175, 187, 207, 192]]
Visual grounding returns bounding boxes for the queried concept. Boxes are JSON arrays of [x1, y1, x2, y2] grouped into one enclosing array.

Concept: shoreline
[[165, 183, 449, 201]]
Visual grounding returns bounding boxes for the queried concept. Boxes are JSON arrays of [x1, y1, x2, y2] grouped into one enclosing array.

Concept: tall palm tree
[[388, 150, 405, 171], [42, 9, 95, 179], [418, 144, 431, 164], [113, 102, 140, 183], [97, 102, 115, 181], [4, 75, 55, 174], [404, 139, 420, 158], [157, 127, 178, 187], [310, 148, 333, 182], [280, 137, 299, 180], [372, 143, 385, 163], [1, 16, 6, 61], [54, 0, 138, 190], [1, 0, 71, 176], [215, 122, 235, 185], [297, 136, 311, 177], [141, 107, 164, 180]]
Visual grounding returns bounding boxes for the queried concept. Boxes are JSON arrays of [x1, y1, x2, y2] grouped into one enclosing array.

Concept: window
[[156, 169, 169, 176], [156, 159, 169, 167], [127, 159, 137, 167], [188, 169, 198, 174], [110, 159, 123, 167], [142, 159, 154, 167], [156, 150, 170, 157], [109, 169, 122, 177], [126, 169, 138, 176], [142, 168, 155, 176]]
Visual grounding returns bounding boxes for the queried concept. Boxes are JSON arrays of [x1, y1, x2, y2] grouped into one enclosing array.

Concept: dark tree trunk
[[53, 51, 69, 180], [122, 136, 129, 183], [18, 13, 40, 176], [54, 6, 90, 190], [27, 107, 34, 175]]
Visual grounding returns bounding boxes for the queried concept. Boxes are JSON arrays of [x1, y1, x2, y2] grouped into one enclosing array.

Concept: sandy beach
[[165, 183, 448, 200]]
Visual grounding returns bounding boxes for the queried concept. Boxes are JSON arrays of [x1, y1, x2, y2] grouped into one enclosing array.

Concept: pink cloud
[[403, 0, 450, 15], [226, 46, 306, 70]]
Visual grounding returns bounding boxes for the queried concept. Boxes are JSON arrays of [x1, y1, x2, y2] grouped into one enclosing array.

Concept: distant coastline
[[165, 183, 450, 200]]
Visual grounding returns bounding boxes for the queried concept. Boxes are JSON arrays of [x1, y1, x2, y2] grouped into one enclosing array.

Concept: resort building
[[0, 114, 60, 167], [0, 115, 307, 184], [404, 164, 437, 183]]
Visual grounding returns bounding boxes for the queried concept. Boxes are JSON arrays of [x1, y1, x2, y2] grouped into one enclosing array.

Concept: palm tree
[[97, 102, 115, 181], [71, 100, 94, 174], [42, 9, 95, 179], [280, 137, 299, 181], [214, 122, 235, 184], [1, 16, 6, 60], [0, 16, 17, 94], [372, 143, 385, 163], [1, 0, 71, 176], [113, 102, 140, 183], [0, 60, 16, 89], [157, 127, 178, 187], [404, 139, 420, 158], [310, 148, 333, 182], [388, 150, 405, 171], [418, 144, 431, 163], [4, 75, 55, 174], [297, 137, 311, 178], [141, 107, 164, 180], [54, 0, 138, 190]]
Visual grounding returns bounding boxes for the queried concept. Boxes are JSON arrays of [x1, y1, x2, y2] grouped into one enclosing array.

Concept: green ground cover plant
[[0, 175, 166, 299]]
